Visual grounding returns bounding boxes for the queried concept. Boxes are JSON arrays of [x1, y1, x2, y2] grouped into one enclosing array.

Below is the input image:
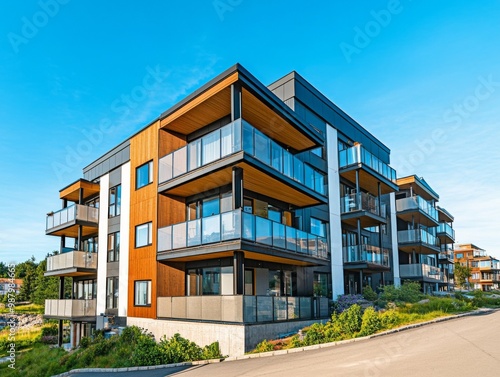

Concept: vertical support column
[[355, 170, 360, 194], [232, 167, 243, 210], [77, 226, 82, 252], [359, 270, 363, 294], [78, 188, 84, 205], [58, 320, 63, 347], [231, 82, 242, 121], [58, 276, 65, 347], [233, 251, 244, 295]]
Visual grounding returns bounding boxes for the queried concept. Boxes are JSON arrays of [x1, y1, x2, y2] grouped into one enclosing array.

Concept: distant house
[[0, 278, 23, 295]]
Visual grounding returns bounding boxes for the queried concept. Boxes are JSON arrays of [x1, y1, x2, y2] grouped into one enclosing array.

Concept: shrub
[[79, 336, 90, 349], [41, 335, 58, 344], [359, 307, 381, 336], [333, 294, 365, 313], [253, 339, 274, 353], [378, 282, 423, 307], [41, 324, 58, 337], [160, 333, 202, 363], [379, 309, 402, 329], [362, 285, 378, 302], [131, 333, 166, 366], [337, 304, 362, 336], [201, 341, 223, 359]]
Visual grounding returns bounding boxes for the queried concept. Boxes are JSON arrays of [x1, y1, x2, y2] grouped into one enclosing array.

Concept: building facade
[[43, 64, 411, 354], [454, 244, 500, 291], [395, 176, 455, 294]]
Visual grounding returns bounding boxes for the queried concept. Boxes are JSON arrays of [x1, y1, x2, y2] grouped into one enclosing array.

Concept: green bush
[[359, 307, 381, 336], [338, 304, 362, 336], [378, 282, 423, 307], [362, 285, 378, 301], [40, 324, 58, 337], [131, 332, 166, 366], [202, 341, 223, 359], [159, 333, 202, 363], [253, 339, 274, 353]]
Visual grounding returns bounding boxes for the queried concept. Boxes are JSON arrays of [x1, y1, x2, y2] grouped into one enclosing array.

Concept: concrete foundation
[[127, 317, 325, 356]]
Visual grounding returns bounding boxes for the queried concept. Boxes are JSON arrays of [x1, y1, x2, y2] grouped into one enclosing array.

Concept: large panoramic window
[[134, 280, 151, 306], [136, 161, 153, 189], [135, 222, 152, 248], [109, 185, 121, 217]]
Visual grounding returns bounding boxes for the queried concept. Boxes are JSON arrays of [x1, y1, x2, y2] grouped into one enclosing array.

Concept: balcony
[[398, 229, 440, 254], [45, 251, 97, 277], [396, 195, 439, 227], [44, 299, 96, 319], [342, 245, 390, 269], [338, 144, 397, 195], [157, 209, 328, 264], [340, 192, 386, 227], [438, 251, 454, 264], [158, 119, 326, 206], [46, 204, 99, 237], [157, 295, 330, 323], [437, 223, 455, 243], [400, 263, 443, 282]]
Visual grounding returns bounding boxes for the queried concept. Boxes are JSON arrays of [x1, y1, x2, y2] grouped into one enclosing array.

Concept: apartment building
[[43, 64, 400, 355], [395, 176, 455, 294], [454, 244, 500, 291], [0, 278, 23, 295]]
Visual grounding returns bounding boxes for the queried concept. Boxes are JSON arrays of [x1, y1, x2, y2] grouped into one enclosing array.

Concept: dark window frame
[[134, 280, 152, 306], [136, 161, 153, 189]]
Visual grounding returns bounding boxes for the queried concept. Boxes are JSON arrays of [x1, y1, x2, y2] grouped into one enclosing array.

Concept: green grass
[[0, 327, 44, 357], [0, 304, 44, 315], [0, 343, 67, 377]]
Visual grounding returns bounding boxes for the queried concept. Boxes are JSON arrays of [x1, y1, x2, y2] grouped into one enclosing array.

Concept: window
[[106, 277, 119, 309], [136, 161, 153, 189], [109, 185, 121, 217], [73, 279, 97, 300], [107, 232, 120, 262], [134, 280, 151, 306], [311, 147, 323, 158], [135, 222, 152, 248], [456, 253, 463, 259], [82, 236, 98, 253], [311, 218, 327, 237]]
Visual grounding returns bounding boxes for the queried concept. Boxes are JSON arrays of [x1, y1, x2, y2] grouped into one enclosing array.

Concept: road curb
[[52, 308, 496, 375]]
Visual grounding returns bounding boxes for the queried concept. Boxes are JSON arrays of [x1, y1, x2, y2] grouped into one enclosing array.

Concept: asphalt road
[[71, 310, 500, 377]]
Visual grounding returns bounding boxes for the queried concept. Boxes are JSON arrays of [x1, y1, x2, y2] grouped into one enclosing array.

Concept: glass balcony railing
[[338, 144, 397, 183], [398, 229, 440, 248], [44, 299, 96, 318], [46, 204, 99, 231], [46, 251, 97, 273], [157, 295, 330, 323], [158, 209, 329, 260], [342, 245, 390, 267], [158, 119, 326, 195], [438, 251, 453, 261], [437, 223, 455, 240], [396, 195, 439, 223], [400, 263, 443, 280], [340, 192, 386, 217]]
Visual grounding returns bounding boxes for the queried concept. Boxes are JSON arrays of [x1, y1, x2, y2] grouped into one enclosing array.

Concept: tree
[[0, 262, 8, 277], [16, 256, 38, 302], [455, 264, 472, 289], [32, 257, 72, 304]]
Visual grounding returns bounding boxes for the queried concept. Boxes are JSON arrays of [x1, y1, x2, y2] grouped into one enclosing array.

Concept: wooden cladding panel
[[160, 73, 238, 133], [158, 129, 186, 158], [128, 121, 160, 319], [396, 177, 437, 201], [60, 180, 100, 201], [158, 194, 185, 228], [241, 88, 316, 151], [340, 169, 394, 196], [240, 163, 320, 207], [157, 262, 185, 297]]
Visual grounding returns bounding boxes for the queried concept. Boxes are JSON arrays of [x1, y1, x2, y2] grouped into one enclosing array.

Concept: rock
[[418, 299, 430, 304]]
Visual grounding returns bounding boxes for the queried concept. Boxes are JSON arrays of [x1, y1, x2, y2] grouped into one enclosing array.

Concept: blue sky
[[1, 0, 499, 263]]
